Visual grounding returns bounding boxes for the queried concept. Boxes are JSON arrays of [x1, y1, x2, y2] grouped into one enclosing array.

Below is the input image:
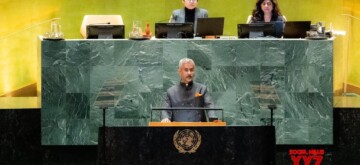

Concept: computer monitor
[[196, 17, 225, 38], [155, 23, 194, 38], [80, 15, 124, 39], [283, 21, 311, 38], [238, 22, 283, 38], [86, 25, 125, 39]]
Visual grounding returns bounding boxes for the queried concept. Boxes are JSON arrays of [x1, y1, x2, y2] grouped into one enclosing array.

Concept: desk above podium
[[148, 121, 227, 127]]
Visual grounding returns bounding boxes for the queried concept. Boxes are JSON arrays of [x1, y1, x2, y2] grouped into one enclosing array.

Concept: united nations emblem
[[173, 129, 201, 154]]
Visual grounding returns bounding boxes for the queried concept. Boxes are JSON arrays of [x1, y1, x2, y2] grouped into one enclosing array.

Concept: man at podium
[[161, 58, 216, 122]]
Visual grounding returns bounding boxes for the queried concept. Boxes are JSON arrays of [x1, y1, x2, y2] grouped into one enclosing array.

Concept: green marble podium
[[40, 39, 333, 145]]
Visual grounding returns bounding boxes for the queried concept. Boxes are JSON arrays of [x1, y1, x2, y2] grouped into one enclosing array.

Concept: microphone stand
[[94, 80, 119, 165], [267, 105, 277, 126], [101, 106, 108, 165]]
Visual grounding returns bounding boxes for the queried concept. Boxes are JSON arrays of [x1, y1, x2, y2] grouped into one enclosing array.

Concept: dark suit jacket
[[170, 8, 208, 32], [161, 81, 216, 122]]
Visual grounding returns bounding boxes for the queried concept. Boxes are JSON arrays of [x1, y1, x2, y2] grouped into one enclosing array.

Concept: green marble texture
[[41, 39, 333, 145]]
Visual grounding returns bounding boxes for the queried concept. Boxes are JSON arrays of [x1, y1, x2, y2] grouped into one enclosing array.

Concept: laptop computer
[[195, 17, 225, 38], [283, 21, 311, 38]]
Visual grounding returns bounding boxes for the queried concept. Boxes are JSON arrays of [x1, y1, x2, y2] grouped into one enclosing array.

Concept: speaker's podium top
[[148, 121, 226, 127]]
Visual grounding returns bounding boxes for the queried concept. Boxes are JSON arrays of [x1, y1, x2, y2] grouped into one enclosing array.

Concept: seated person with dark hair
[[247, 0, 286, 23], [170, 0, 208, 31], [161, 58, 216, 122]]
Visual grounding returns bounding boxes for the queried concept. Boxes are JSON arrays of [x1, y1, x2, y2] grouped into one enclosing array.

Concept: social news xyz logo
[[289, 149, 324, 165]]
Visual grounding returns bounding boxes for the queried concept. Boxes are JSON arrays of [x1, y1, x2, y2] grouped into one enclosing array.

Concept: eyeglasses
[[185, 0, 198, 3]]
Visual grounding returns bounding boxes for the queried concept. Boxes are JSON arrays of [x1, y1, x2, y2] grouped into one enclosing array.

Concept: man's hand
[[161, 118, 171, 123]]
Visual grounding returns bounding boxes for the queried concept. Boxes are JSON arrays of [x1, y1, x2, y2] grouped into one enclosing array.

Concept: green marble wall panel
[[41, 39, 333, 145]]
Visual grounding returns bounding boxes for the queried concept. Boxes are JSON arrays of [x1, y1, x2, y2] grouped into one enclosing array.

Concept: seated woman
[[247, 0, 286, 23], [170, 0, 208, 32]]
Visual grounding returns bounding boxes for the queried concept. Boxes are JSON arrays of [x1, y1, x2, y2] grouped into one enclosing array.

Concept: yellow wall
[[345, 0, 360, 89], [0, 0, 359, 107], [0, 0, 61, 96]]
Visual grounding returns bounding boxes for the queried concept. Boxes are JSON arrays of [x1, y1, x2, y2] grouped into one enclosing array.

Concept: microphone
[[198, 87, 203, 95], [89, 22, 111, 25], [157, 15, 177, 23], [170, 15, 178, 22], [156, 18, 171, 23]]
